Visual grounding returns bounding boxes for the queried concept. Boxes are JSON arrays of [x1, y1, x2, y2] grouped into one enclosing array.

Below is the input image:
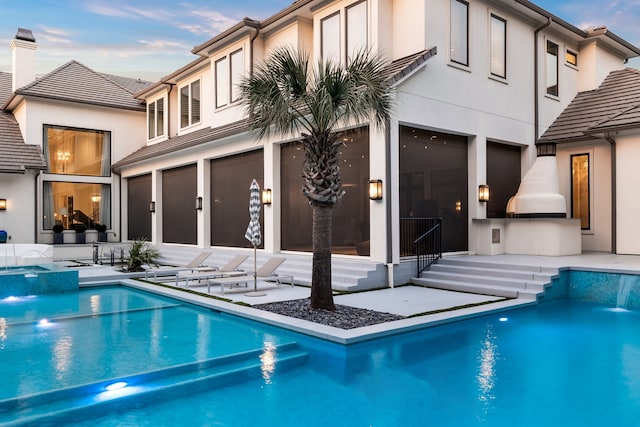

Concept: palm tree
[[240, 47, 393, 311]]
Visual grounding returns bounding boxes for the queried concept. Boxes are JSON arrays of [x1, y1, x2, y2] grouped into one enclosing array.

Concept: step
[[439, 257, 559, 275], [412, 277, 539, 300], [428, 263, 554, 283], [421, 270, 549, 290], [0, 342, 308, 426]]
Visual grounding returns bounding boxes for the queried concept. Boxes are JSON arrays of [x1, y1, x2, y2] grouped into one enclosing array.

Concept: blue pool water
[[2, 274, 640, 426]]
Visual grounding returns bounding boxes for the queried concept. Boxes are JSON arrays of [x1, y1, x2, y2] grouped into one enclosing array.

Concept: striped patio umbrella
[[244, 179, 263, 294]]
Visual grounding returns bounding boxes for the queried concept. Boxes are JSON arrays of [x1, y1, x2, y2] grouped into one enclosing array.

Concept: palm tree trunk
[[310, 203, 335, 311]]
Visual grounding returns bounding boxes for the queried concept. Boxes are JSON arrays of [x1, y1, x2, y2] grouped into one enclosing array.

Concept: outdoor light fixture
[[149, 201, 156, 213], [262, 189, 272, 205], [479, 185, 490, 202], [195, 196, 203, 210], [368, 179, 383, 201], [0, 199, 6, 211]]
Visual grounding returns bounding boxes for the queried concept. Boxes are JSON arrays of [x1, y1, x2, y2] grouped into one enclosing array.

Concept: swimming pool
[[2, 274, 640, 426]]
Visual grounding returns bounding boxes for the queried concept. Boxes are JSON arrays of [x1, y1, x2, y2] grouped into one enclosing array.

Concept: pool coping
[[87, 279, 536, 344]]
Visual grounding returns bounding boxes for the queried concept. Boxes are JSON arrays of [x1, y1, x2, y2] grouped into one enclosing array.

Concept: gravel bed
[[255, 298, 405, 329]]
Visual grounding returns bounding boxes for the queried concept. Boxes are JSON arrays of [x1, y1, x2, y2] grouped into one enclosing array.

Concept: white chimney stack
[[11, 28, 37, 92]]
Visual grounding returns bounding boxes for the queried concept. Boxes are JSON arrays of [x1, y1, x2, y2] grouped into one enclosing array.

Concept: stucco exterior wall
[[0, 172, 38, 243], [615, 134, 640, 254]]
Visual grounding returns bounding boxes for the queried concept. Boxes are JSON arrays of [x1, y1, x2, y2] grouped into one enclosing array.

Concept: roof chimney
[[11, 28, 37, 92]]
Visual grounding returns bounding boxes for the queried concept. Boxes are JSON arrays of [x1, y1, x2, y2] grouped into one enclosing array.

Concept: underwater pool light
[[105, 381, 128, 391], [38, 319, 51, 326], [499, 317, 509, 322]]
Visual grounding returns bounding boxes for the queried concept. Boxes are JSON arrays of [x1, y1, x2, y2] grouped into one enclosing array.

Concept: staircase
[[411, 256, 559, 301]]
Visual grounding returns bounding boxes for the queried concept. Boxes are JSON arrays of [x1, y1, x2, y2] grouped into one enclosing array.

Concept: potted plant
[[126, 238, 160, 272], [74, 223, 87, 244], [52, 224, 64, 244], [95, 223, 108, 242]]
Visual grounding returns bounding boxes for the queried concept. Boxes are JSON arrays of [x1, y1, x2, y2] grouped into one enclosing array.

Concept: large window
[[546, 40, 559, 96], [45, 125, 110, 176], [490, 14, 506, 78], [180, 79, 201, 128], [450, 0, 469, 66], [281, 128, 370, 255], [346, 1, 367, 60], [147, 98, 164, 140], [215, 49, 244, 108], [210, 151, 264, 247], [571, 153, 590, 229], [43, 182, 110, 230]]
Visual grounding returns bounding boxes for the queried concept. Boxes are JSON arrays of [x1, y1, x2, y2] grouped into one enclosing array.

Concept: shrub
[[95, 223, 107, 232], [126, 238, 160, 272], [52, 224, 64, 233], [74, 223, 87, 233]]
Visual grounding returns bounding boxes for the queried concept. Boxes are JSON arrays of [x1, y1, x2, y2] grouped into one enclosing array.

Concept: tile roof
[[11, 61, 147, 111], [540, 68, 640, 143], [386, 47, 437, 85], [112, 121, 251, 172], [0, 111, 46, 173]]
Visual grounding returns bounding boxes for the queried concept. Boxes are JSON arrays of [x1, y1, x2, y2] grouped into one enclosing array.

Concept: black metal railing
[[400, 217, 442, 276]]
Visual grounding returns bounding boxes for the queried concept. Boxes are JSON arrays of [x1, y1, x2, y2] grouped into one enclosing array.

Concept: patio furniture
[[207, 256, 293, 294], [176, 254, 248, 287], [144, 251, 213, 279]]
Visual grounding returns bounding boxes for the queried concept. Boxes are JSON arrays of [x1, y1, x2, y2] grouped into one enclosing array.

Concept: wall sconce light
[[149, 201, 156, 213], [262, 189, 272, 205], [195, 196, 203, 210], [0, 199, 6, 211], [479, 185, 490, 202], [369, 179, 383, 201]]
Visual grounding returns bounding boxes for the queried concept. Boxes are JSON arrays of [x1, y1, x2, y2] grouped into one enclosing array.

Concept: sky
[[0, 0, 638, 82]]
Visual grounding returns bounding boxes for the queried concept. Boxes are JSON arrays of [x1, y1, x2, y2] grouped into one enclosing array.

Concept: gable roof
[[539, 68, 640, 143], [5, 60, 148, 111]]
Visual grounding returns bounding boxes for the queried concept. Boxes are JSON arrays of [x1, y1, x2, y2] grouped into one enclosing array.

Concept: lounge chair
[[207, 256, 294, 294], [176, 254, 248, 287], [144, 251, 213, 279]]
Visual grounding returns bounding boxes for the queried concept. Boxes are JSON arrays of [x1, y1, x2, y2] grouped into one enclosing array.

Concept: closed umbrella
[[244, 179, 265, 296]]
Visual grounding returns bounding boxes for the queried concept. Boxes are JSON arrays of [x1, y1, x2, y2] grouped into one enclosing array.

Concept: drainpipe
[[34, 171, 40, 243], [249, 26, 260, 76], [605, 135, 617, 253], [385, 120, 394, 287], [533, 18, 552, 143]]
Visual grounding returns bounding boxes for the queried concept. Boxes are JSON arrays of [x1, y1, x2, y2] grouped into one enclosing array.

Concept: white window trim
[[214, 48, 245, 110], [544, 38, 560, 100], [448, 0, 470, 68], [179, 78, 201, 130], [147, 94, 167, 143], [488, 11, 507, 81]]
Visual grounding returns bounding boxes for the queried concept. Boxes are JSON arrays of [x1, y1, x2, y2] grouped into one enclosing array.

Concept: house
[[112, 0, 639, 285], [0, 29, 150, 244], [540, 68, 640, 255], [1, 1, 639, 286]]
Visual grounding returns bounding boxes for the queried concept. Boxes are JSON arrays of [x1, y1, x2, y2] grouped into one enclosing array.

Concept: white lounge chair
[[207, 256, 294, 294], [176, 254, 248, 287], [144, 251, 213, 279]]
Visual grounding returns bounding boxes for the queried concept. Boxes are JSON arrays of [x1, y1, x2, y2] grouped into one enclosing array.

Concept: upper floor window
[[44, 125, 111, 177], [450, 0, 469, 66], [148, 98, 164, 140], [546, 40, 559, 96], [566, 49, 578, 67], [321, 12, 340, 62], [346, 1, 367, 60], [490, 14, 506, 78], [215, 49, 244, 108], [180, 79, 201, 128]]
